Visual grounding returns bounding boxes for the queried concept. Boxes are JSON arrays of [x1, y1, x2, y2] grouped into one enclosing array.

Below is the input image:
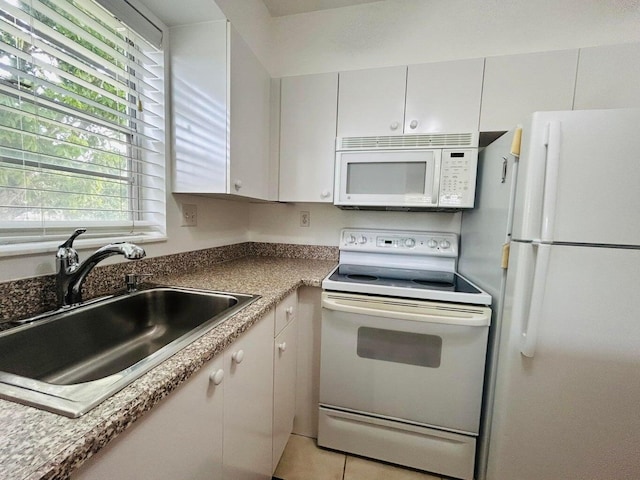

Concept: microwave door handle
[[431, 157, 441, 206]]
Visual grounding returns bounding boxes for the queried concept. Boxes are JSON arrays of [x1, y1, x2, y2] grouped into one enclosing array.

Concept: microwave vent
[[337, 133, 478, 150]]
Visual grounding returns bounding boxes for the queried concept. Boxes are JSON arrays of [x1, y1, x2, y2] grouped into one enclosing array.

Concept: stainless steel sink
[[0, 287, 258, 417]]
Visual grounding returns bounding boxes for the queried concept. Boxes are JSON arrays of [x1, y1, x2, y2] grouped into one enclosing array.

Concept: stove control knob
[[427, 239, 438, 248], [404, 238, 416, 248], [346, 234, 357, 244], [358, 236, 367, 244], [440, 239, 452, 249]]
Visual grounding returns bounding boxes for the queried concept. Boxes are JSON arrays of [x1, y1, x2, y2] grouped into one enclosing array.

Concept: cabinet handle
[[232, 349, 245, 364], [209, 369, 224, 385], [320, 190, 330, 199], [278, 342, 287, 352], [234, 180, 242, 191], [409, 120, 418, 129], [286, 306, 294, 316], [390, 121, 399, 131]]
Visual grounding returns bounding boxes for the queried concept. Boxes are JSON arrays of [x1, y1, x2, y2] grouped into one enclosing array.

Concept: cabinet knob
[[409, 120, 418, 129], [390, 121, 399, 131], [286, 306, 294, 316], [278, 342, 287, 352], [234, 180, 242, 191], [232, 349, 245, 364], [209, 369, 224, 385], [320, 190, 330, 199]]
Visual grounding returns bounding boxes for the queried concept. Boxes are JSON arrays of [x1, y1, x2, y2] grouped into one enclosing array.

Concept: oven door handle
[[322, 294, 491, 327]]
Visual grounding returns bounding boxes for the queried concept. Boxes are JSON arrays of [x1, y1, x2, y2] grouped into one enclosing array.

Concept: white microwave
[[334, 135, 479, 210]]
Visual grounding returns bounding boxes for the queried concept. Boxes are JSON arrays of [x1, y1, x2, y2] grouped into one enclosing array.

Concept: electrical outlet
[[181, 203, 197, 227], [300, 210, 310, 227]]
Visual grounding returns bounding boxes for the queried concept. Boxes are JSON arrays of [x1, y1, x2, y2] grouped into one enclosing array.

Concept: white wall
[[271, 0, 640, 76], [248, 202, 461, 245]]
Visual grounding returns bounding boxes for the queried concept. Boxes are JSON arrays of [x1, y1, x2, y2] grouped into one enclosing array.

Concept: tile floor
[[273, 434, 443, 480]]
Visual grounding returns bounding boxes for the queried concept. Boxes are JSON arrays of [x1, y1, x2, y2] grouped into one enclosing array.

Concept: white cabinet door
[[279, 73, 338, 202], [224, 310, 275, 480], [229, 25, 272, 200], [72, 355, 224, 480], [337, 65, 407, 137], [171, 20, 228, 194], [405, 58, 484, 134], [574, 42, 640, 110], [480, 50, 578, 131], [272, 317, 298, 472], [171, 21, 272, 200]]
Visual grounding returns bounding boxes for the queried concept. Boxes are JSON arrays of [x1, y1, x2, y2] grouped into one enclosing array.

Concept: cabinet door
[[337, 65, 407, 137], [279, 73, 338, 202], [171, 20, 228, 194], [229, 25, 272, 200], [574, 42, 640, 110], [273, 317, 298, 472], [224, 310, 275, 480], [72, 356, 224, 480], [405, 58, 484, 134], [480, 50, 578, 131]]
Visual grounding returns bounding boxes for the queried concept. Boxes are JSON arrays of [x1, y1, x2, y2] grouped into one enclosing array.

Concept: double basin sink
[[0, 287, 258, 417]]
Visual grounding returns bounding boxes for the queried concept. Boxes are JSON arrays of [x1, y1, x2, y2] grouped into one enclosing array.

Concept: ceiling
[[139, 0, 386, 27], [262, 0, 384, 17]]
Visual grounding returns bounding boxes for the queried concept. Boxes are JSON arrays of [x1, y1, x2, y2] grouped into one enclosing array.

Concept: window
[[0, 0, 165, 254]]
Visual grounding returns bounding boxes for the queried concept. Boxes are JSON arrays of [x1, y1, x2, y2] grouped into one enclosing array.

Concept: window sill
[[0, 234, 168, 258]]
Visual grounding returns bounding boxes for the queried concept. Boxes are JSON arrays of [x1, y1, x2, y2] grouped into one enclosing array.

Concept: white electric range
[[318, 229, 492, 480]]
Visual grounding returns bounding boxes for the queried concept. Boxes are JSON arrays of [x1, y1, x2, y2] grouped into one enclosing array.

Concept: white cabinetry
[[171, 21, 272, 200], [574, 42, 640, 110], [279, 73, 338, 202], [337, 65, 407, 137], [72, 355, 225, 480], [405, 58, 484, 134], [480, 50, 579, 131], [337, 59, 484, 137], [223, 310, 275, 480], [272, 291, 298, 471]]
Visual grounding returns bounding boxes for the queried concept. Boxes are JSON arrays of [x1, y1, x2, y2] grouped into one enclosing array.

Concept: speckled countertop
[[0, 256, 336, 480]]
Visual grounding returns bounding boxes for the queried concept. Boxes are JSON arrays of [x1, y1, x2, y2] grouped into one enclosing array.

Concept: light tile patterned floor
[[274, 434, 442, 480]]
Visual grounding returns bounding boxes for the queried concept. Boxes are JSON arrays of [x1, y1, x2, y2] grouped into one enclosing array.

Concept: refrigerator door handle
[[520, 243, 551, 357], [541, 121, 562, 242]]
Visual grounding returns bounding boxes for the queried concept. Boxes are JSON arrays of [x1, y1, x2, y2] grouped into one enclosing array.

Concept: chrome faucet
[[56, 228, 146, 308]]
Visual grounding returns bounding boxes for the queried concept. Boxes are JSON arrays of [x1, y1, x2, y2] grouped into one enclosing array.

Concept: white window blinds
[[0, 0, 166, 253]]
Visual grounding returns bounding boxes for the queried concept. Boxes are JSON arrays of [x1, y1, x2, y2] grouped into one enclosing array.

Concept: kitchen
[[0, 0, 639, 479]]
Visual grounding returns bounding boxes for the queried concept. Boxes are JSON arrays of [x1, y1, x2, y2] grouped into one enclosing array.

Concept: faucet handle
[[58, 228, 86, 249], [56, 228, 86, 268]]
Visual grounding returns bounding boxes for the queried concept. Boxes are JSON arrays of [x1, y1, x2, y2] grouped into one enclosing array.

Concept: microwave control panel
[[439, 149, 478, 208]]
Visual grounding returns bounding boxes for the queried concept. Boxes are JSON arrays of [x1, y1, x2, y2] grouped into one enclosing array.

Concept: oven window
[[347, 162, 426, 195], [356, 327, 442, 368]]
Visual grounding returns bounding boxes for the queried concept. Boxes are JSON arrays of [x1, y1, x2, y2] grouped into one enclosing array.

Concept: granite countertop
[[0, 256, 336, 480]]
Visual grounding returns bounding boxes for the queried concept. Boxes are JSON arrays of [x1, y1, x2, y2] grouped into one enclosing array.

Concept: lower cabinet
[[272, 290, 299, 471], [72, 307, 281, 480], [72, 355, 225, 480], [223, 309, 275, 480]]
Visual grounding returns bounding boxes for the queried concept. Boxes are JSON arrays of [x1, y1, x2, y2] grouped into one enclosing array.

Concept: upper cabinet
[[171, 21, 273, 200], [337, 59, 484, 137], [405, 58, 484, 134], [480, 50, 579, 131], [574, 43, 640, 110], [337, 65, 407, 137], [279, 73, 338, 203]]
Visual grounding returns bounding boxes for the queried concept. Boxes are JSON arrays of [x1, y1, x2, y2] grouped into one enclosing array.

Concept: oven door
[[334, 149, 441, 207], [319, 291, 491, 435]]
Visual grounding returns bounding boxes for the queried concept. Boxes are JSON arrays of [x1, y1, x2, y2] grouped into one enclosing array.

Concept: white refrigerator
[[459, 108, 640, 480]]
